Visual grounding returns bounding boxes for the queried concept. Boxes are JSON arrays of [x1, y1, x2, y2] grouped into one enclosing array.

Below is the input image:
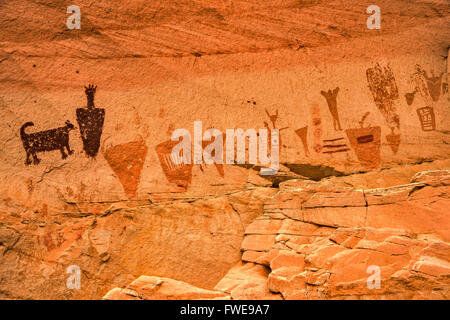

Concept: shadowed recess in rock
[[283, 163, 345, 181]]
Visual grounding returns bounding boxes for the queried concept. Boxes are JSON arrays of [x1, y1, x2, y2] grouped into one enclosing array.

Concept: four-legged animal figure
[[20, 120, 76, 165]]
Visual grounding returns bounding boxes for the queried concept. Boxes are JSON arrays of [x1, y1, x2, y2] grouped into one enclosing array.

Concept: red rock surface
[[0, 0, 449, 300], [104, 170, 450, 300]]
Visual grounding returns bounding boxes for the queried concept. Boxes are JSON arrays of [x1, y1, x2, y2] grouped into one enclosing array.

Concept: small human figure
[[320, 87, 342, 131]]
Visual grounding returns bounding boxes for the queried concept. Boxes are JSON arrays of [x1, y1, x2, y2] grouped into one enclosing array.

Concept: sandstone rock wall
[[104, 170, 450, 300], [238, 170, 450, 299], [0, 1, 449, 299]]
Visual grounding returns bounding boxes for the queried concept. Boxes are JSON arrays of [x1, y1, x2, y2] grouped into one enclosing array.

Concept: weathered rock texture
[[0, 0, 449, 299], [239, 169, 450, 299], [105, 170, 450, 300]]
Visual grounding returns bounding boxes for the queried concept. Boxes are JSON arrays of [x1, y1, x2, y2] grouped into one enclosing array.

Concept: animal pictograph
[[20, 120, 76, 165], [320, 87, 342, 131], [265, 109, 279, 129]]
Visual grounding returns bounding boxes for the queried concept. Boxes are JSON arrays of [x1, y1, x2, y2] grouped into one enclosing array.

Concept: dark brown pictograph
[[320, 87, 342, 131], [20, 120, 75, 165], [322, 137, 349, 154], [295, 126, 310, 157], [386, 127, 401, 154], [76, 84, 105, 158], [366, 63, 400, 129], [345, 113, 381, 169]]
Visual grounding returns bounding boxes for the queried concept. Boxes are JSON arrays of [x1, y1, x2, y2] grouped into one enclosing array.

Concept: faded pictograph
[[310, 103, 323, 154], [156, 137, 193, 190], [405, 90, 416, 106], [322, 137, 349, 154], [66, 5, 81, 30], [103, 108, 148, 198], [416, 107, 436, 132], [76, 84, 105, 157], [201, 136, 225, 178], [345, 112, 381, 169], [156, 125, 227, 190], [264, 108, 288, 150], [408, 65, 442, 131], [20, 120, 76, 165], [295, 126, 310, 157], [320, 87, 342, 131], [15, 57, 445, 189], [366, 63, 401, 154], [104, 139, 148, 198]]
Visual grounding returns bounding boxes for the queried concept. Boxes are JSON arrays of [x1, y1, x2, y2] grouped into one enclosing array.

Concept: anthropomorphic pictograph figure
[[320, 87, 342, 131], [76, 84, 105, 157], [265, 109, 279, 129], [366, 63, 400, 130]]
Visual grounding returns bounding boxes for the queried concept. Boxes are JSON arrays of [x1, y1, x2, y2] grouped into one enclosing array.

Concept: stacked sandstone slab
[[104, 170, 450, 300]]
